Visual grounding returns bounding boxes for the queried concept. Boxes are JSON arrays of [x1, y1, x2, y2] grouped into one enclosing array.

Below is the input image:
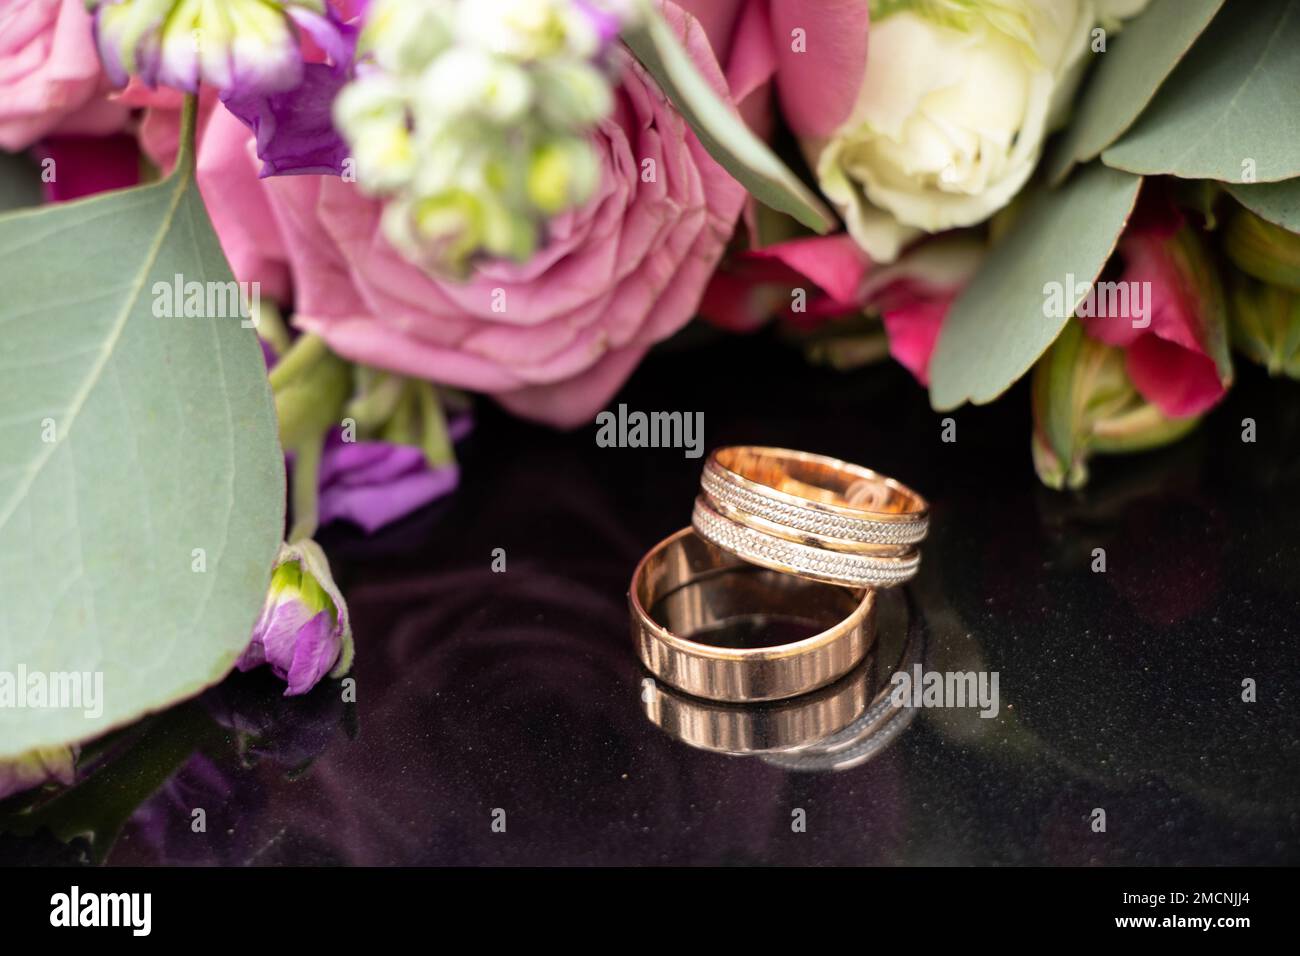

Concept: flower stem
[[415, 382, 454, 467], [346, 371, 406, 433], [256, 299, 293, 356], [288, 436, 324, 543], [174, 93, 200, 177], [269, 332, 330, 391]]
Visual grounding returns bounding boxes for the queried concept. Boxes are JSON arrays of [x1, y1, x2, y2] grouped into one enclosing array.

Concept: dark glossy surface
[[16, 334, 1300, 866]]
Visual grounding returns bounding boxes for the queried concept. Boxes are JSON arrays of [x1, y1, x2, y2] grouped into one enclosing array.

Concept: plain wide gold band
[[629, 527, 876, 703]]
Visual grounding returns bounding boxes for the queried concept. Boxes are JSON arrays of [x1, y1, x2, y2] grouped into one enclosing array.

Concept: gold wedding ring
[[630, 528, 875, 702], [692, 447, 929, 589]]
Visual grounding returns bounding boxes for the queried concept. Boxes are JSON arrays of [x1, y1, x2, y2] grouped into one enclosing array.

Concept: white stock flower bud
[[362, 0, 457, 73], [333, 74, 416, 191], [457, 0, 601, 62], [535, 59, 613, 129], [418, 47, 533, 124]]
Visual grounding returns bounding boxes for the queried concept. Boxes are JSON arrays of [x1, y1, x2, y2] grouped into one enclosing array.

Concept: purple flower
[[575, 1, 630, 50], [237, 540, 353, 697], [90, 0, 360, 175], [317, 412, 471, 534], [222, 63, 355, 177]]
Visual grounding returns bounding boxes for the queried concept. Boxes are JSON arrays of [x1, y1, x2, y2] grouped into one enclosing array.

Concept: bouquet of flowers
[[2, 0, 1298, 802]]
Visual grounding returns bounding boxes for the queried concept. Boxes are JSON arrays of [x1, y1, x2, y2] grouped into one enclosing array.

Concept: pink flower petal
[[882, 296, 951, 386], [1125, 333, 1227, 419], [769, 0, 869, 139]]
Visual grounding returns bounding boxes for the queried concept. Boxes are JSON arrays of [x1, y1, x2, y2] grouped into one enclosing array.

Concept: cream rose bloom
[[812, 0, 1099, 263]]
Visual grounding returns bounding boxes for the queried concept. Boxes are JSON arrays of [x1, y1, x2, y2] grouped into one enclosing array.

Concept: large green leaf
[[1047, 0, 1224, 184], [1102, 0, 1300, 183], [1227, 178, 1300, 233], [0, 151, 43, 214], [624, 3, 835, 234], [929, 164, 1142, 411], [0, 106, 285, 760]]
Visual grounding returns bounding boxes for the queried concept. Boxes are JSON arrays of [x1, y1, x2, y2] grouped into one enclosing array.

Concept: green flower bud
[[398, 191, 487, 274], [535, 59, 614, 129], [1031, 322, 1199, 490], [1229, 275, 1300, 379], [1224, 206, 1300, 293], [238, 540, 353, 696], [527, 138, 599, 214]]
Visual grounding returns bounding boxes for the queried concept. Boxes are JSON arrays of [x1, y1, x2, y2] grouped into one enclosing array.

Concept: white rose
[[811, 0, 1096, 263]]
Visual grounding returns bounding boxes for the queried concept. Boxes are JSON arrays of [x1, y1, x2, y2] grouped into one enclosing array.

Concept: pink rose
[[0, 0, 128, 151], [191, 2, 746, 427], [1079, 193, 1232, 418]]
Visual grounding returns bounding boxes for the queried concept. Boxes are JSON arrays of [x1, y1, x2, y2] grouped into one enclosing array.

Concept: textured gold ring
[[694, 446, 928, 588], [629, 528, 876, 702]]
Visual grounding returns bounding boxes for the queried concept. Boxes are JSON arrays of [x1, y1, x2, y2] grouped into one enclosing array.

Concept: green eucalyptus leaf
[[1048, 0, 1225, 184], [623, 4, 835, 234], [1227, 178, 1300, 233], [1102, 0, 1300, 183], [0, 151, 44, 214], [928, 164, 1142, 411], [0, 105, 285, 761]]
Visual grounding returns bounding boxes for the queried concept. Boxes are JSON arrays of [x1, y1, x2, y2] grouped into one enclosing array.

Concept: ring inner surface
[[716, 447, 918, 515], [643, 534, 863, 649]]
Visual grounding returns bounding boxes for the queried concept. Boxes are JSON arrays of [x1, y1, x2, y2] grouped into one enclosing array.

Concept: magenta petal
[[36, 134, 141, 202], [882, 297, 950, 386], [751, 233, 872, 304], [221, 64, 352, 177], [1125, 334, 1227, 419]]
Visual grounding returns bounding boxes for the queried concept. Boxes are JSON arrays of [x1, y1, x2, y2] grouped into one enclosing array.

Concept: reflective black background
[[11, 333, 1300, 866]]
